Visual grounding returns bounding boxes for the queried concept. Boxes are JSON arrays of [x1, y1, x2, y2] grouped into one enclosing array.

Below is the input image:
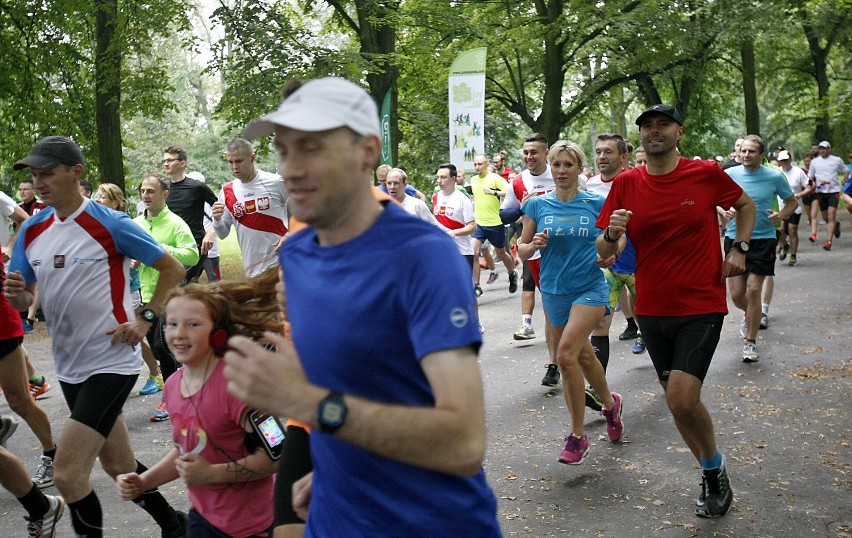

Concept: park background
[[0, 0, 850, 200]]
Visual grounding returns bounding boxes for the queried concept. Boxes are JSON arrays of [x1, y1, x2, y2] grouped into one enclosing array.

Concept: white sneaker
[[25, 494, 65, 538], [512, 326, 536, 340], [760, 313, 769, 329], [739, 317, 748, 339], [742, 342, 759, 363]]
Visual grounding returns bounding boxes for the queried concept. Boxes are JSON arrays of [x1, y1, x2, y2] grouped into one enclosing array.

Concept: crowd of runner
[[1, 76, 850, 537]]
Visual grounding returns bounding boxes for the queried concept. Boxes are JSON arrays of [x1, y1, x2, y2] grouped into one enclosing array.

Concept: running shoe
[[474, 285, 483, 298], [22, 318, 34, 334], [558, 434, 589, 465], [618, 325, 638, 341], [513, 326, 536, 340], [823, 240, 832, 251], [29, 377, 51, 400], [741, 342, 759, 363], [584, 387, 603, 411], [759, 313, 769, 330], [695, 458, 734, 518], [508, 270, 519, 293], [150, 399, 170, 422], [632, 334, 646, 354], [33, 456, 54, 489], [0, 415, 19, 447], [834, 221, 841, 238], [139, 375, 164, 396], [479, 257, 488, 269], [541, 364, 560, 387], [809, 233, 817, 243], [602, 392, 624, 442], [788, 255, 797, 266], [25, 494, 65, 538], [486, 271, 498, 284], [739, 316, 748, 339], [778, 244, 789, 261]]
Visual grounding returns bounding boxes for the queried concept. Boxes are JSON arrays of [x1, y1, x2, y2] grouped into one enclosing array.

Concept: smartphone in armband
[[248, 410, 285, 460]]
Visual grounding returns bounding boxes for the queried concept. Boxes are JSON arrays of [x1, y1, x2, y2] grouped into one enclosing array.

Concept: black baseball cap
[[635, 104, 683, 127], [13, 136, 86, 171]]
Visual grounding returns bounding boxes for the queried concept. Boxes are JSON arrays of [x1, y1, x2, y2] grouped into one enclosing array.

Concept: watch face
[[141, 309, 156, 321], [739, 242, 749, 252], [321, 402, 344, 424]]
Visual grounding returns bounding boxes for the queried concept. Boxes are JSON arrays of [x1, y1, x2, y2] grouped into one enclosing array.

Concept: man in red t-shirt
[[596, 104, 755, 519]]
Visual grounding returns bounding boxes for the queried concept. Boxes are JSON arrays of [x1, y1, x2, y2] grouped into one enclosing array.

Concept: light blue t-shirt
[[523, 190, 606, 295], [725, 165, 794, 240]]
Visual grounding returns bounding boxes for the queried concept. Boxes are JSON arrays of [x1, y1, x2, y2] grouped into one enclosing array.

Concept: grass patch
[[212, 232, 246, 281]]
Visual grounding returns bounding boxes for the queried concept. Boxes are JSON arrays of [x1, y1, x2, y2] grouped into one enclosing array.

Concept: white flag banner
[[449, 47, 486, 174]]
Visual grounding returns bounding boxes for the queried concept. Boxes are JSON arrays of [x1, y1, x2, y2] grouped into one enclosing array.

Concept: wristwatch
[[732, 241, 750, 254], [603, 227, 620, 243], [317, 391, 347, 434], [139, 308, 158, 323]]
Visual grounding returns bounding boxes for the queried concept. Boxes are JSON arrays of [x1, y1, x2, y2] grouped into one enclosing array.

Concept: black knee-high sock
[[69, 490, 103, 537], [590, 336, 610, 371], [18, 483, 50, 520], [625, 316, 638, 330], [131, 460, 180, 532]]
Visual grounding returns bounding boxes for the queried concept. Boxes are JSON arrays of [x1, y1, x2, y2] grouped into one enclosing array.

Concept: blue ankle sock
[[700, 452, 722, 470]]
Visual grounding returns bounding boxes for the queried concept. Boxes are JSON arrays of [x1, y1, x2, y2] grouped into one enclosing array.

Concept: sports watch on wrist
[[139, 308, 158, 323], [733, 241, 750, 254], [317, 391, 347, 434]]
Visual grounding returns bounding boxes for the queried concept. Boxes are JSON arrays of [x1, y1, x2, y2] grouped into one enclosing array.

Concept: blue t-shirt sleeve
[[775, 172, 794, 200], [8, 220, 35, 284], [402, 234, 481, 360]]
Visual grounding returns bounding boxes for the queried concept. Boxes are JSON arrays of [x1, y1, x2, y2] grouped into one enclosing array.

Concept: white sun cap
[[244, 77, 380, 140]]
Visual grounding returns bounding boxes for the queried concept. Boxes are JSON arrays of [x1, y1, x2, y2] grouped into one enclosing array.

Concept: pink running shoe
[[558, 434, 589, 465], [602, 392, 624, 442]]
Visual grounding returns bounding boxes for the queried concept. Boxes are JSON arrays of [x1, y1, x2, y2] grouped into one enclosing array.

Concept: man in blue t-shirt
[[723, 135, 796, 363], [223, 77, 501, 537]]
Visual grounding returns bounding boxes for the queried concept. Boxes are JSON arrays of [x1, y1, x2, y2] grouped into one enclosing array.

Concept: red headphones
[[209, 303, 233, 356]]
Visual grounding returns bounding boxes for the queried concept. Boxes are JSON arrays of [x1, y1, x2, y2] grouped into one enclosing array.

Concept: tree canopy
[[1, 0, 850, 197]]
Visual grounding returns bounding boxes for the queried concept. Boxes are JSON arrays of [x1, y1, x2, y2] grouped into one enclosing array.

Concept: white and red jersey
[[9, 198, 165, 383], [501, 167, 555, 261], [501, 166, 555, 211], [584, 173, 615, 197], [432, 190, 475, 255], [213, 170, 288, 277]]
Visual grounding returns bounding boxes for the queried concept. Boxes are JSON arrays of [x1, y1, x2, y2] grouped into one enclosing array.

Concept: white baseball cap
[[244, 77, 380, 140], [777, 150, 791, 161], [186, 171, 206, 183]]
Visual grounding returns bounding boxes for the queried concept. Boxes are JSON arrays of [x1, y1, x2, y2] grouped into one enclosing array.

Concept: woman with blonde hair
[[517, 141, 625, 465]]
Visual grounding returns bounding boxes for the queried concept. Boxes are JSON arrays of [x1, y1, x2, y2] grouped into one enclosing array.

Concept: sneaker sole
[[695, 498, 734, 518], [43, 497, 67, 538], [35, 479, 54, 489], [150, 415, 171, 422], [741, 356, 759, 363], [513, 334, 536, 341], [0, 418, 19, 446], [558, 451, 588, 465], [541, 377, 559, 387]]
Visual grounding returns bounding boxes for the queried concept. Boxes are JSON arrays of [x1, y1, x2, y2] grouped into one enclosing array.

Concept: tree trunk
[[740, 37, 760, 136], [801, 19, 832, 142], [95, 0, 126, 193]]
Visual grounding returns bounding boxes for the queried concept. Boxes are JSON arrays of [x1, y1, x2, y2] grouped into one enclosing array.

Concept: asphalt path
[[1, 236, 849, 537]]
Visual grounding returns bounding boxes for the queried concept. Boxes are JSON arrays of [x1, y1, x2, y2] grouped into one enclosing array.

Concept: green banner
[[380, 89, 392, 165]]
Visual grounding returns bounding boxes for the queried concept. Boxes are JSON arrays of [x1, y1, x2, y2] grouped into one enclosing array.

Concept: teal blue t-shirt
[[725, 165, 794, 240], [523, 190, 606, 295]]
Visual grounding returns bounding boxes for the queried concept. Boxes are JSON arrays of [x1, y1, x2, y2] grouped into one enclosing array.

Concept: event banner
[[380, 89, 392, 166], [449, 47, 486, 174]]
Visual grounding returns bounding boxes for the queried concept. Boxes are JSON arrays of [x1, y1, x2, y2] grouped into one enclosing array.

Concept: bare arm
[[116, 447, 181, 500], [108, 252, 184, 345], [224, 334, 487, 476], [448, 221, 476, 238], [175, 447, 278, 486], [720, 192, 755, 279], [596, 209, 632, 259], [516, 214, 543, 261]]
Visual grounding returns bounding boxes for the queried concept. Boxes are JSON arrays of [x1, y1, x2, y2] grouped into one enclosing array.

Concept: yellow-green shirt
[[470, 172, 508, 226]]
